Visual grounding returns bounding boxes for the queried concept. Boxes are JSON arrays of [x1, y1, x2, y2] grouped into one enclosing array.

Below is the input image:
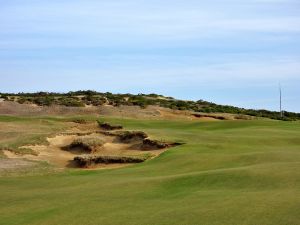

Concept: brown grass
[[69, 137, 105, 153], [98, 121, 123, 130], [74, 154, 149, 167]]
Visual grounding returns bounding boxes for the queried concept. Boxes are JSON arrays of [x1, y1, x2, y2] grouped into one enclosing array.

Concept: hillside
[[0, 91, 299, 121]]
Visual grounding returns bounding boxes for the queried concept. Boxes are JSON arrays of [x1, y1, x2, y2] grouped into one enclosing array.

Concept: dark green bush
[[58, 97, 85, 107], [33, 96, 54, 106]]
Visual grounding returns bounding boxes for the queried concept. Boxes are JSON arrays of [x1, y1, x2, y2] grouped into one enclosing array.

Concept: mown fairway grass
[[0, 116, 300, 225]]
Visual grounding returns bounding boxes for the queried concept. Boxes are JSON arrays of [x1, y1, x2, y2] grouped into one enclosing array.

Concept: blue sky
[[0, 0, 299, 112]]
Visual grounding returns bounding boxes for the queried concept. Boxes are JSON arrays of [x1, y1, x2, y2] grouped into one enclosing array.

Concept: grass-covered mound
[[68, 137, 105, 153]]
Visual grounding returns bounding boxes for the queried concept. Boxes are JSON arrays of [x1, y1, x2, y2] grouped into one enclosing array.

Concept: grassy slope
[[0, 116, 69, 155], [0, 117, 300, 225]]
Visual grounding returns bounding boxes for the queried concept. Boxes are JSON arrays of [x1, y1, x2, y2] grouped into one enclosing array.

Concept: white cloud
[[0, 0, 299, 50]]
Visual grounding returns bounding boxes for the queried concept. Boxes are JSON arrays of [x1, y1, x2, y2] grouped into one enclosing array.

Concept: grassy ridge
[[1, 91, 299, 120], [0, 117, 300, 225]]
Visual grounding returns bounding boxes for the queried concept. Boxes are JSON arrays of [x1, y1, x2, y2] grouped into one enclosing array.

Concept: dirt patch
[[192, 113, 227, 120], [157, 108, 195, 120], [192, 112, 253, 120]]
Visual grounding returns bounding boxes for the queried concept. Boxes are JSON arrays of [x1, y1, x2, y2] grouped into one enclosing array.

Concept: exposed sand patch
[[3, 135, 79, 167], [3, 131, 172, 169], [157, 108, 225, 121], [157, 108, 194, 120]]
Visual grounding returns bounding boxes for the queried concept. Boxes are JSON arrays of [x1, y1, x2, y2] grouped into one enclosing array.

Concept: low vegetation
[[74, 154, 149, 167], [71, 118, 88, 124], [192, 113, 227, 120], [142, 139, 170, 149], [1, 91, 299, 120], [68, 137, 105, 153], [97, 121, 123, 130], [117, 131, 148, 142]]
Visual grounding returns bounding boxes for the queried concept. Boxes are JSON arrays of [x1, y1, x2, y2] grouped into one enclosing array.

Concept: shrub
[[74, 155, 148, 167], [142, 139, 169, 149], [118, 131, 148, 142], [69, 137, 105, 153], [97, 121, 123, 130], [33, 96, 54, 106], [72, 118, 88, 124], [17, 97, 27, 104], [58, 97, 85, 107], [0, 94, 8, 100], [82, 95, 106, 106]]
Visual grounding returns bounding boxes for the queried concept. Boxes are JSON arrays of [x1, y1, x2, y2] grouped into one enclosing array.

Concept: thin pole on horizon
[[279, 83, 283, 118]]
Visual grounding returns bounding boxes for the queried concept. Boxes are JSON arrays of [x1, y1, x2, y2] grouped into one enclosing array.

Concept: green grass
[[0, 116, 300, 225]]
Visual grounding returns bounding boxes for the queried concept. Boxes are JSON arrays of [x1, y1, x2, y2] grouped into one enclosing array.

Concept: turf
[[0, 116, 299, 225]]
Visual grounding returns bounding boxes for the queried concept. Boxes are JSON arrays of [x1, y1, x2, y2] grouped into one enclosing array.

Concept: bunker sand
[[3, 131, 167, 169]]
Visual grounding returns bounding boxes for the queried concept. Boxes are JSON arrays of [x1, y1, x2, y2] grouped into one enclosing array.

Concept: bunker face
[[74, 155, 148, 168], [68, 137, 105, 153]]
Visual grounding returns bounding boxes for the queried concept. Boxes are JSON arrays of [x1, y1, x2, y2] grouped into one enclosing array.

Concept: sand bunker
[[3, 135, 80, 168], [3, 126, 180, 169]]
